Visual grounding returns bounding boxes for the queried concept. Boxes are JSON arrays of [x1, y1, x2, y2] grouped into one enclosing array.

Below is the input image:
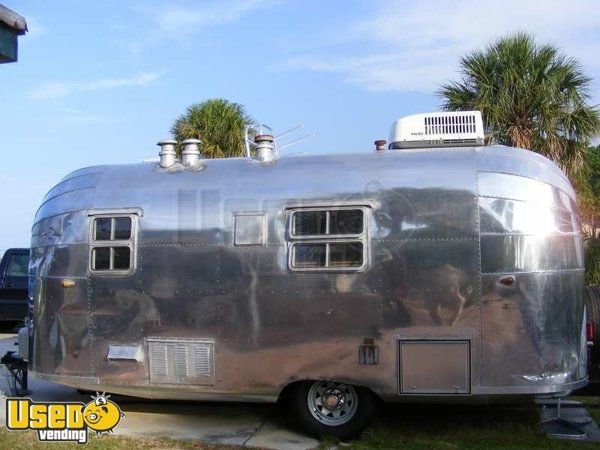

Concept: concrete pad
[[0, 331, 318, 450], [245, 421, 319, 450]]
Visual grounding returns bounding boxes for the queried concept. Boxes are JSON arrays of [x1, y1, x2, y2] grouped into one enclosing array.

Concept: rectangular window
[[90, 215, 135, 274], [288, 207, 368, 271], [292, 208, 364, 237], [6, 253, 29, 277]]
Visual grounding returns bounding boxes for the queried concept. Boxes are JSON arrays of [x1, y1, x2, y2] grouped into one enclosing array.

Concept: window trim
[[290, 206, 367, 239], [289, 240, 366, 272], [88, 213, 138, 276], [287, 206, 369, 273]]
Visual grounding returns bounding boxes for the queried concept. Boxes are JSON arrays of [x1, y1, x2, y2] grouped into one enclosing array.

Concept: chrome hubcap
[[307, 381, 358, 426]]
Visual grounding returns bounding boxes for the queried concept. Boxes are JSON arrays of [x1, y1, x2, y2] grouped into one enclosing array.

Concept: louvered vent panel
[[424, 114, 477, 136], [150, 343, 169, 376], [148, 339, 215, 385], [195, 344, 213, 377], [173, 345, 190, 377]]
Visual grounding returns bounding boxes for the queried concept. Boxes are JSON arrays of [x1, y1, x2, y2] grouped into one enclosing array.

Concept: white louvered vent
[[389, 111, 484, 149], [195, 345, 213, 377], [148, 338, 214, 385]]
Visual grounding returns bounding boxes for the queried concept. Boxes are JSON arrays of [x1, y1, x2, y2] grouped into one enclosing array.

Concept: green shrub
[[585, 235, 600, 285]]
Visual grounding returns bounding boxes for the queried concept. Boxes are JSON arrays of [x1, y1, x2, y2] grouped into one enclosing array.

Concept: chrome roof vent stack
[[181, 138, 201, 167], [374, 140, 387, 151], [157, 139, 178, 168], [254, 134, 276, 162]]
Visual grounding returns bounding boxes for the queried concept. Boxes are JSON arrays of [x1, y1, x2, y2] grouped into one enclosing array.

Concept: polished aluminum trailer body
[[28, 145, 588, 402]]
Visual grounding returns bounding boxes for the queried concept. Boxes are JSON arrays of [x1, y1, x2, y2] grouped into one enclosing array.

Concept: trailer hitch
[[1, 351, 29, 396]]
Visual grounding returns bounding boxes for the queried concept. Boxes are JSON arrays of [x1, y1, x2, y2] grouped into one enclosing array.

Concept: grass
[[319, 399, 600, 449], [574, 396, 600, 424], [0, 428, 243, 450]]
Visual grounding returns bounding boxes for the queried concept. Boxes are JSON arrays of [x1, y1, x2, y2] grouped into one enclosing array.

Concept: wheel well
[[276, 379, 381, 403], [277, 380, 306, 403]]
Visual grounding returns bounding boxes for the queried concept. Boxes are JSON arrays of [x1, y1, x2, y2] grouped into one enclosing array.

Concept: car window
[[6, 253, 29, 277]]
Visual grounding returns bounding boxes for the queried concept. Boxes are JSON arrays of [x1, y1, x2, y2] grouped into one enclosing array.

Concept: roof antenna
[[245, 123, 315, 160]]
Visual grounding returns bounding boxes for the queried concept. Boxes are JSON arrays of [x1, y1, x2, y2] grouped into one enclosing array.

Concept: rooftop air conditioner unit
[[389, 111, 484, 149]]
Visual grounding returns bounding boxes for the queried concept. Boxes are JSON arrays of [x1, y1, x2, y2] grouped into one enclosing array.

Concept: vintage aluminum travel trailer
[[22, 111, 588, 438]]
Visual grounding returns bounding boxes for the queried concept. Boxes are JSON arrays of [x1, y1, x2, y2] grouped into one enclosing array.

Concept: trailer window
[[292, 209, 364, 237], [288, 207, 368, 271], [90, 215, 135, 274], [329, 242, 363, 267], [92, 247, 111, 270], [293, 243, 327, 268], [94, 217, 131, 240]]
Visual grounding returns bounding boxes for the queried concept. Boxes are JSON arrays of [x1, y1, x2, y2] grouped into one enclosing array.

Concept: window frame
[[287, 206, 369, 273], [290, 206, 367, 239], [88, 213, 138, 276], [5, 252, 29, 278]]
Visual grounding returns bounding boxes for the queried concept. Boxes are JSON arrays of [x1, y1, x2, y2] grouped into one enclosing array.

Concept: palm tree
[[171, 98, 254, 158], [439, 32, 600, 177]]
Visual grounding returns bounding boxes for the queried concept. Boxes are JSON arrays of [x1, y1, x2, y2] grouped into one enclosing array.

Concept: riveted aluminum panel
[[479, 197, 579, 235], [399, 340, 470, 394], [480, 235, 583, 273], [481, 270, 586, 388], [28, 145, 588, 401], [479, 172, 577, 213], [30, 276, 92, 377]]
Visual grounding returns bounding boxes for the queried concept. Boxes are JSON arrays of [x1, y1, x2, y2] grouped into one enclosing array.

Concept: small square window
[[294, 211, 327, 236], [329, 242, 363, 267], [113, 247, 131, 270], [92, 247, 111, 270], [114, 217, 132, 240], [329, 210, 363, 235], [95, 218, 112, 240], [293, 243, 326, 268]]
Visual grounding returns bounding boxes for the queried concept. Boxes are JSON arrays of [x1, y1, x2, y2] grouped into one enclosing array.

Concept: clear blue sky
[[1, 0, 599, 250]]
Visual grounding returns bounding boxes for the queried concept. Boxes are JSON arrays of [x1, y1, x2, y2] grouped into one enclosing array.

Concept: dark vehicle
[[585, 285, 600, 392], [0, 248, 29, 322]]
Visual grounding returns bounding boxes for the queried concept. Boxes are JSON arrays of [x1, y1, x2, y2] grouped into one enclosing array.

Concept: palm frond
[[171, 98, 254, 158], [439, 32, 600, 178]]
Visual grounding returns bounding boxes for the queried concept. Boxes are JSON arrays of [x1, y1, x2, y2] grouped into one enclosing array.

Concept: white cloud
[[28, 71, 165, 100], [136, 0, 277, 36], [285, 0, 600, 95]]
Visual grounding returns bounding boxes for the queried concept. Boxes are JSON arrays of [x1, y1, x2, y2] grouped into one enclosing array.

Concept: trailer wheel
[[288, 380, 376, 440]]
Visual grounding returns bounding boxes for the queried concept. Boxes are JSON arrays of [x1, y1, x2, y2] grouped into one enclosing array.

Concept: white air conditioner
[[389, 111, 484, 149]]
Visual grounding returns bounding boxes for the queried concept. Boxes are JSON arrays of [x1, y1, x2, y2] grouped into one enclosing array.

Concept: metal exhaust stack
[[375, 140, 387, 151], [157, 139, 178, 168], [254, 134, 276, 162], [181, 138, 201, 167]]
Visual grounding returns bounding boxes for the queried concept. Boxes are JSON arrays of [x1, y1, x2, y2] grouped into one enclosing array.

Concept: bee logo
[[82, 393, 124, 434]]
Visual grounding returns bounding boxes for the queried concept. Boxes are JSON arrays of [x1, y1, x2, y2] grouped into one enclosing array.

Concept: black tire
[[287, 380, 376, 441]]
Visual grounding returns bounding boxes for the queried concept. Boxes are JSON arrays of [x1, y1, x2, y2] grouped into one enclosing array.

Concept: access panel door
[[399, 340, 470, 394]]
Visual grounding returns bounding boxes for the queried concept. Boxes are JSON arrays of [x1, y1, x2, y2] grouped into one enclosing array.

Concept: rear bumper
[[0, 299, 27, 321]]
